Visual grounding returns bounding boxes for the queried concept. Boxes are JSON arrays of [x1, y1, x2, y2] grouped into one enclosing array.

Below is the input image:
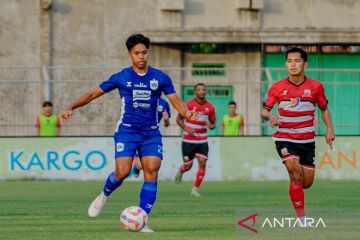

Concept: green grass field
[[0, 180, 359, 240]]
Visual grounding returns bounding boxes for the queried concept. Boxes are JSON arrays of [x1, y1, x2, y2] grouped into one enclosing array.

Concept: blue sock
[[102, 172, 123, 197], [139, 181, 157, 214]]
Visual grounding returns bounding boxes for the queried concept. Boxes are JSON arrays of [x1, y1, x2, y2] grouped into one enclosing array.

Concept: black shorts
[[182, 141, 209, 161], [275, 141, 315, 169]]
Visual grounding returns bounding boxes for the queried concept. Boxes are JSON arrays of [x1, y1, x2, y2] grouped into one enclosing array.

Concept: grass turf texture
[[0, 180, 359, 240]]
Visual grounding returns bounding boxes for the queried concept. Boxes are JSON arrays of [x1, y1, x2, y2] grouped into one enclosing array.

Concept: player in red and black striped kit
[[261, 47, 335, 226], [175, 83, 216, 197]]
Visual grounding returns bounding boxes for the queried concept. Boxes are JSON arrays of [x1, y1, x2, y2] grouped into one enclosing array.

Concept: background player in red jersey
[[261, 47, 335, 226], [175, 83, 216, 197]]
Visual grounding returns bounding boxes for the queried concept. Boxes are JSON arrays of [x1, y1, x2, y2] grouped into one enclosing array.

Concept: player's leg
[[140, 155, 161, 214], [284, 158, 306, 220], [88, 156, 133, 217], [276, 141, 306, 220], [88, 134, 136, 217], [191, 143, 209, 197], [129, 155, 142, 178], [301, 167, 315, 189], [136, 134, 163, 233], [299, 142, 316, 189], [175, 142, 195, 184]]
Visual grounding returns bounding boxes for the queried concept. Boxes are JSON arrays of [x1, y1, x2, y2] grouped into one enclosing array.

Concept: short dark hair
[[228, 101, 236, 106], [126, 34, 150, 51], [42, 101, 53, 107], [286, 47, 308, 62], [194, 83, 206, 90]]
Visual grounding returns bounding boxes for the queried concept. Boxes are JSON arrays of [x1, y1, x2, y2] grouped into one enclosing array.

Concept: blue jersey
[[99, 66, 176, 133], [157, 98, 171, 123]]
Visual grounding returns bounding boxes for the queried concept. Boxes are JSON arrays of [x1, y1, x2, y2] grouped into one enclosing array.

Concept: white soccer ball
[[120, 206, 148, 232]]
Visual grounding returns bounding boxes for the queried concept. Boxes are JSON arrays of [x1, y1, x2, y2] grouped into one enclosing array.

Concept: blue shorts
[[113, 130, 163, 160]]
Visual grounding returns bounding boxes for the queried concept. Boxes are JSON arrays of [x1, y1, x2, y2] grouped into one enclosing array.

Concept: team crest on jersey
[[116, 142, 124, 152], [303, 89, 312, 97], [150, 79, 158, 90], [281, 147, 289, 157], [126, 81, 132, 87], [290, 97, 300, 108], [157, 105, 164, 112]]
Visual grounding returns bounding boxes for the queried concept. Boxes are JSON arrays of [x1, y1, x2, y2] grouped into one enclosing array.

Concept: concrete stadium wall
[[2, 0, 360, 68], [1, 137, 359, 181], [1, 0, 360, 136]]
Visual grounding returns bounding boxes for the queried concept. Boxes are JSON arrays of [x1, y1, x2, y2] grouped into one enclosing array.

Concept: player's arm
[[261, 108, 280, 127], [166, 93, 197, 120], [34, 117, 40, 136], [162, 110, 170, 128], [56, 115, 61, 136], [206, 106, 216, 130], [317, 83, 335, 148], [61, 87, 105, 121], [321, 108, 335, 149], [221, 120, 224, 136], [207, 120, 216, 130], [261, 84, 279, 127], [240, 117, 245, 136], [176, 114, 195, 135]]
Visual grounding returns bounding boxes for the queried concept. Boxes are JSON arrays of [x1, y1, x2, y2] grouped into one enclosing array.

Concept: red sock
[[194, 168, 206, 188], [289, 182, 305, 217]]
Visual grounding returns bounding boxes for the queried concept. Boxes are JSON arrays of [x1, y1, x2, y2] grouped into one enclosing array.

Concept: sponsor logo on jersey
[[133, 90, 151, 101], [150, 79, 158, 90], [290, 97, 300, 107], [126, 81, 132, 87], [133, 102, 150, 108], [134, 82, 147, 88], [282, 90, 288, 95], [157, 105, 164, 112]]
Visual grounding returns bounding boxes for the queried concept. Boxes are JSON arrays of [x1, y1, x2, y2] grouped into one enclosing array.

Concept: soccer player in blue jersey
[[129, 97, 171, 177], [61, 34, 195, 232]]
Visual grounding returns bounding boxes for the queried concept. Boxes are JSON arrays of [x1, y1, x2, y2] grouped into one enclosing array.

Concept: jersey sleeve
[[263, 84, 278, 110], [162, 74, 176, 95], [164, 101, 171, 118], [316, 83, 328, 110], [99, 74, 118, 93]]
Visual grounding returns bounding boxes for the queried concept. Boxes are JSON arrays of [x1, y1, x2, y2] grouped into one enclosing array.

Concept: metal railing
[[0, 66, 359, 136]]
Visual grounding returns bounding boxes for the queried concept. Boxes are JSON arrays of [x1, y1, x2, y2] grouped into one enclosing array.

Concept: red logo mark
[[237, 213, 258, 233]]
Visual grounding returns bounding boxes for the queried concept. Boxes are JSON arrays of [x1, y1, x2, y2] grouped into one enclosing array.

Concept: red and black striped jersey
[[182, 99, 216, 143], [263, 77, 328, 143]]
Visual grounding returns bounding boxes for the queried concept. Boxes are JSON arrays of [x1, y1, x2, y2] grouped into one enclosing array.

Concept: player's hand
[[61, 109, 73, 121], [269, 113, 280, 127], [184, 126, 195, 135], [186, 110, 198, 121], [206, 122, 215, 130], [325, 127, 335, 149], [162, 110, 169, 120]]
